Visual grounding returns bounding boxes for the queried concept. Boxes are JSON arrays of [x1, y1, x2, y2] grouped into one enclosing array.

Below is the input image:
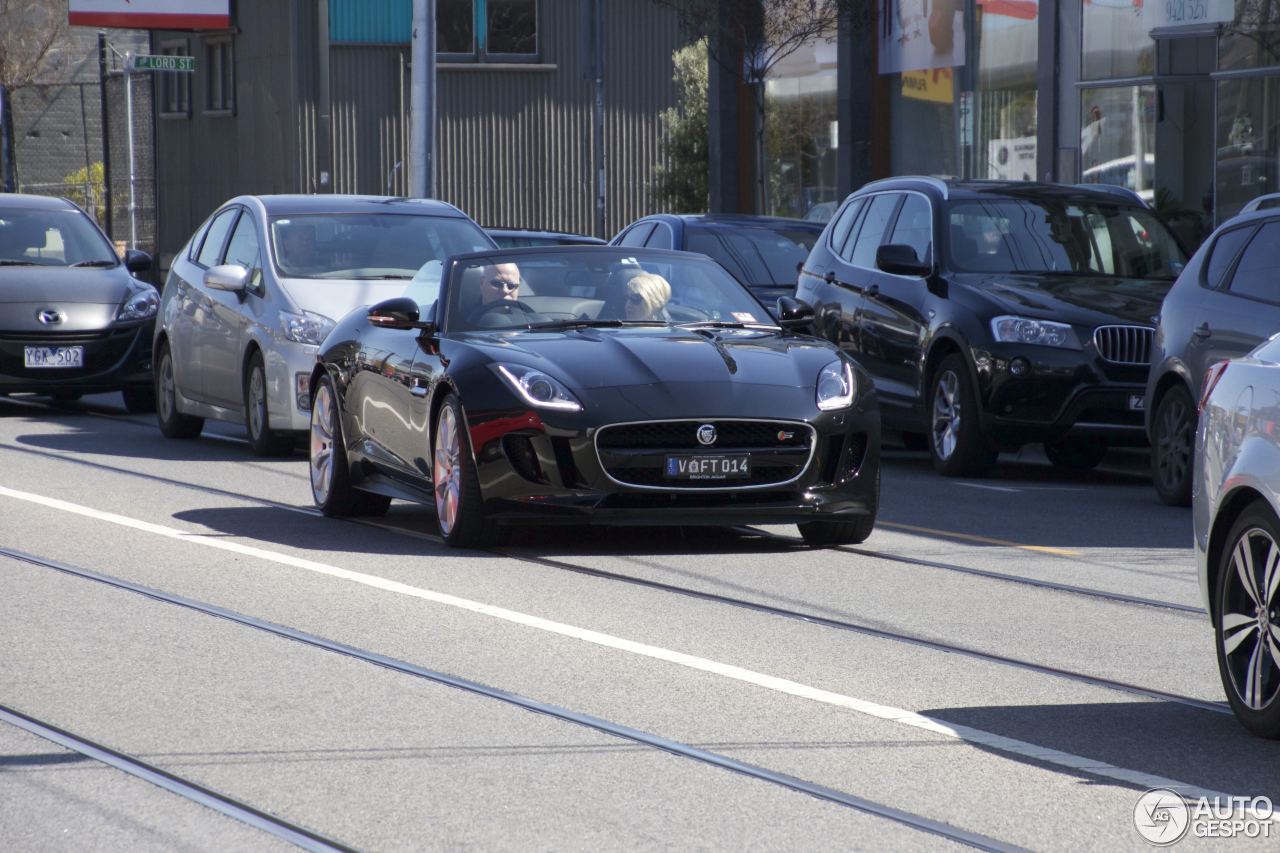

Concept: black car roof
[[0, 193, 81, 211], [253, 194, 470, 217], [639, 213, 823, 230]]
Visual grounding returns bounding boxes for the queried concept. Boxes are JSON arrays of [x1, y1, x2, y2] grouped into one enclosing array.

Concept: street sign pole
[[124, 51, 136, 248]]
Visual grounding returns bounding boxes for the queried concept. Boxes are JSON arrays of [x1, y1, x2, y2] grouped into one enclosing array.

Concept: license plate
[[664, 454, 750, 480], [1128, 394, 1145, 411], [24, 346, 84, 369]]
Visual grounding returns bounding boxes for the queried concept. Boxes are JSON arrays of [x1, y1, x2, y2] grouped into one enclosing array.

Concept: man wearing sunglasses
[[466, 260, 542, 326], [478, 262, 523, 306]]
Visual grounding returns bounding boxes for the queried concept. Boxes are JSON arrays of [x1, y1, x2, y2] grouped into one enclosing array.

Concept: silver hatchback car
[[1194, 333, 1280, 737], [154, 195, 495, 453]]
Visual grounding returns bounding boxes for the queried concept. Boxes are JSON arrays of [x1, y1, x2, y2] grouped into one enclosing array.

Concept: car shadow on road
[[169, 505, 484, 560], [926, 700, 1280, 801]]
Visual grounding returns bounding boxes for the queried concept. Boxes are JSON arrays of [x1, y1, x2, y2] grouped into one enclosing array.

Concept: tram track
[[0, 702, 356, 852], [0, 547, 1022, 852], [0, 406, 1222, 716]]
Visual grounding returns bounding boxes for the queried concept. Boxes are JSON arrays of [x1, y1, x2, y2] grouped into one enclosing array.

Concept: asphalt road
[[2, 392, 1278, 851]]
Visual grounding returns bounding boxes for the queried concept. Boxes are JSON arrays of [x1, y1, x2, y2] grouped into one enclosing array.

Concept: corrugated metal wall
[[328, 0, 682, 238]]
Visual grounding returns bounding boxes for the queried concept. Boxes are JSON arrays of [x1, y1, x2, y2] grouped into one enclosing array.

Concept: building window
[[204, 37, 234, 114], [1081, 0, 1155, 80], [439, 0, 538, 60], [159, 41, 191, 118], [1079, 85, 1156, 202]]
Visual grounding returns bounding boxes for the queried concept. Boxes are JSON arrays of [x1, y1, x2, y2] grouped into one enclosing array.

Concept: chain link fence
[[10, 31, 155, 277]]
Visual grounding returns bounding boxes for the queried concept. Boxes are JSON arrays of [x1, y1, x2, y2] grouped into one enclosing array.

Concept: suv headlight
[[816, 360, 856, 411], [116, 287, 159, 321], [493, 363, 582, 412], [990, 315, 1081, 349], [280, 310, 335, 345]]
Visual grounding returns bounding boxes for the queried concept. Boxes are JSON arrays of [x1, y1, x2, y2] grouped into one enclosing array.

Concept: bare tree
[[651, 0, 868, 211], [0, 0, 69, 94]]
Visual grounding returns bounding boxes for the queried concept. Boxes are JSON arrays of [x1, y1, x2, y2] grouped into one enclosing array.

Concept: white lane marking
[[0, 483, 1234, 803], [955, 483, 1023, 493]]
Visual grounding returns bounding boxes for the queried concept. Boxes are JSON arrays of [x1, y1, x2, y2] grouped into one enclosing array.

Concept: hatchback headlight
[[280, 310, 335, 345], [494, 363, 582, 412], [990, 315, 1081, 349], [116, 287, 159, 321], [816, 360, 856, 411]]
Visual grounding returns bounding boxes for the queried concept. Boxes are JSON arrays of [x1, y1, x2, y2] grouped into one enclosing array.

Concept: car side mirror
[[368, 296, 436, 334], [204, 263, 250, 292], [776, 296, 815, 331], [124, 248, 152, 274], [876, 244, 931, 278]]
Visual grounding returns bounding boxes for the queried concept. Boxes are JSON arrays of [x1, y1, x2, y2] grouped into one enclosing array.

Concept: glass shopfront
[[763, 35, 839, 219]]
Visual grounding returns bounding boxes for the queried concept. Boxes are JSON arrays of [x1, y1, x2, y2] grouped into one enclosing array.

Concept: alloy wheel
[[248, 365, 267, 440], [159, 351, 176, 423], [932, 370, 960, 461], [310, 383, 335, 506], [1221, 527, 1280, 710], [1155, 394, 1192, 492], [434, 405, 462, 536]]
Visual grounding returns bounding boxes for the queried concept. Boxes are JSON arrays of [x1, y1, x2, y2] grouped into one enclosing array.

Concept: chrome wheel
[[932, 369, 960, 461], [310, 382, 335, 506], [1222, 527, 1280, 711], [247, 364, 267, 440], [433, 404, 461, 536], [158, 350, 176, 423]]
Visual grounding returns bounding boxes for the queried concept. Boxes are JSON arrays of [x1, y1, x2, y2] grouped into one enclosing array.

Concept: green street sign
[[131, 54, 195, 73]]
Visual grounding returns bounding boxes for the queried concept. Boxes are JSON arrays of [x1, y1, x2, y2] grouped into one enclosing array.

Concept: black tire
[[1213, 501, 1280, 738], [155, 339, 204, 439], [244, 350, 295, 456], [799, 466, 879, 546], [309, 374, 391, 517], [927, 353, 998, 477], [121, 386, 156, 414], [1151, 384, 1195, 506], [432, 393, 496, 548], [1043, 437, 1108, 471]]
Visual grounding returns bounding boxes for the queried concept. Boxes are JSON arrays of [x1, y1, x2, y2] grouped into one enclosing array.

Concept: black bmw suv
[[793, 178, 1187, 476]]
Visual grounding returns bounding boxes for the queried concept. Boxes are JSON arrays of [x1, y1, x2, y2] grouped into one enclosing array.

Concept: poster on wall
[[68, 0, 230, 30], [879, 0, 967, 74]]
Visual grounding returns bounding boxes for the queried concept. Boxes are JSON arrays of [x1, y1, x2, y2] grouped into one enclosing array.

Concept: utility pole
[[124, 51, 137, 247], [409, 0, 436, 198], [98, 31, 112, 236]]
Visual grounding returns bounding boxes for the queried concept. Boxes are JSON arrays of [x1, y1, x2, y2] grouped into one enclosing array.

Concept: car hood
[[458, 326, 841, 390], [956, 273, 1173, 326], [0, 266, 142, 331], [278, 279, 414, 321]]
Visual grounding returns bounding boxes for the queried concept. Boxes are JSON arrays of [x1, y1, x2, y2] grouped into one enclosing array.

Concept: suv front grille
[[1093, 325, 1154, 365], [594, 419, 815, 490]]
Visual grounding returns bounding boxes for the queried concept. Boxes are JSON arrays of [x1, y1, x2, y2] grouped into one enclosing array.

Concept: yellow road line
[[878, 521, 1081, 557]]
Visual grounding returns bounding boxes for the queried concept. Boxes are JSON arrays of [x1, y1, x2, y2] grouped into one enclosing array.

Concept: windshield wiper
[[0, 259, 37, 266], [526, 319, 667, 331], [71, 259, 118, 268], [677, 320, 778, 330]]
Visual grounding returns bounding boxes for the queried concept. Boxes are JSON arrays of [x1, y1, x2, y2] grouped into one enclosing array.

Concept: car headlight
[[493, 363, 582, 412], [990, 315, 1081, 349], [116, 287, 159, 321], [816, 360, 856, 411], [280, 310, 335, 345]]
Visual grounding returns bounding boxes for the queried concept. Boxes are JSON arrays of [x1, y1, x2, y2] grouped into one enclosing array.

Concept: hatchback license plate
[[24, 346, 84, 368], [664, 454, 750, 480], [1128, 394, 1145, 411]]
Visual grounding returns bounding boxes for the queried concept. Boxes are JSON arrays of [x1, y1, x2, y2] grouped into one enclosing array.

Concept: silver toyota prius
[[154, 195, 495, 454], [1194, 332, 1280, 738]]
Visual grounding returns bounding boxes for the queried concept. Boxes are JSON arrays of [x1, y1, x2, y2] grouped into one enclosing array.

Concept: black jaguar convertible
[[308, 246, 880, 547]]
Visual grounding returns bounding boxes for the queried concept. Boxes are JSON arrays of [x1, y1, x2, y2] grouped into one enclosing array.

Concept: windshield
[[269, 212, 493, 281], [947, 198, 1185, 279], [685, 223, 821, 285], [0, 208, 117, 266], [442, 248, 775, 332]]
